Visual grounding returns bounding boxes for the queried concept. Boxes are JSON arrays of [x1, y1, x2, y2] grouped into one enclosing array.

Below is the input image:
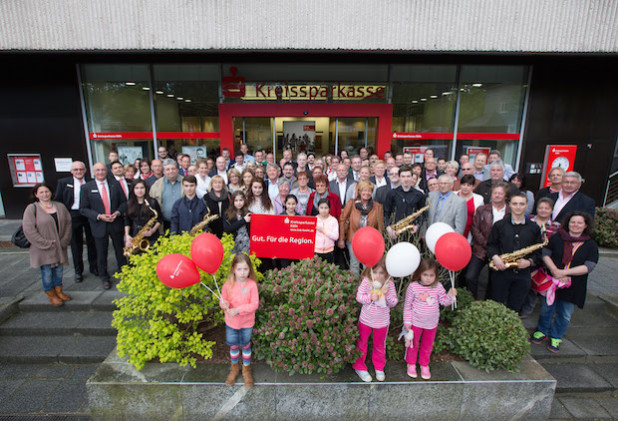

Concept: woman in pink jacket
[[314, 198, 339, 263]]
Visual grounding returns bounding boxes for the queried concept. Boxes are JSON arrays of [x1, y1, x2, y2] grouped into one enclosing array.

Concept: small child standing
[[352, 257, 398, 382], [403, 259, 457, 380], [220, 254, 259, 388], [314, 198, 339, 264]]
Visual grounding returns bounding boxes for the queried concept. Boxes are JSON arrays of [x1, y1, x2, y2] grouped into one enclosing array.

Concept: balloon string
[[449, 270, 457, 310], [212, 274, 222, 297], [200, 282, 221, 300]]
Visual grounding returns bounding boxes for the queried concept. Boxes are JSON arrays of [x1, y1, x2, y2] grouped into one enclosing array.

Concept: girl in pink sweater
[[403, 259, 457, 380], [352, 257, 398, 382], [219, 254, 259, 388], [314, 198, 339, 264]]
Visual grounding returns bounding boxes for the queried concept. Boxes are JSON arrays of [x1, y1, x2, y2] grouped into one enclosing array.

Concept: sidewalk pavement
[[0, 218, 617, 419]]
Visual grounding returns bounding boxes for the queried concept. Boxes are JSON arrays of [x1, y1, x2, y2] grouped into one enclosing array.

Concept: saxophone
[[391, 201, 430, 235], [489, 238, 549, 270], [124, 200, 158, 257], [189, 210, 220, 236]]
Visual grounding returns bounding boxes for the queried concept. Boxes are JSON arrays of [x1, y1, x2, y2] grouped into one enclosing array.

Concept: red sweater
[[305, 191, 342, 220]]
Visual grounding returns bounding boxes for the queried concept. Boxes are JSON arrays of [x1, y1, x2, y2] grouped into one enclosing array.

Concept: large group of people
[[22, 145, 599, 357]]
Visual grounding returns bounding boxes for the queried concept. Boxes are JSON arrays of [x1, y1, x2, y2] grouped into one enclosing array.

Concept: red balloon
[[352, 226, 385, 268], [434, 232, 472, 271], [156, 254, 200, 289], [191, 233, 224, 274]]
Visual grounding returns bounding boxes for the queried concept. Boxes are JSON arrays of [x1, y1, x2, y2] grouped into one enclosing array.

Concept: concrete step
[[544, 364, 615, 393], [0, 311, 115, 336], [0, 335, 117, 363], [18, 291, 124, 312]]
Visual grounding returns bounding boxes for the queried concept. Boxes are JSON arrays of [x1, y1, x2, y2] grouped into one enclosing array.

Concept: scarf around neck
[[208, 189, 227, 203], [313, 190, 329, 209], [355, 199, 374, 216], [558, 227, 590, 267]]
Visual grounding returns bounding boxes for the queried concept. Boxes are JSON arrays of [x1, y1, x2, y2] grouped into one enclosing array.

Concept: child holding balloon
[[219, 254, 259, 388], [403, 258, 456, 380], [352, 257, 398, 382]]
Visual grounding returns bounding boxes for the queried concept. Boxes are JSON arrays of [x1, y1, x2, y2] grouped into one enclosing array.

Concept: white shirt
[[373, 176, 388, 189], [72, 177, 85, 210], [266, 179, 280, 200], [196, 174, 211, 199], [336, 179, 348, 205], [552, 190, 576, 221], [492, 204, 506, 224]]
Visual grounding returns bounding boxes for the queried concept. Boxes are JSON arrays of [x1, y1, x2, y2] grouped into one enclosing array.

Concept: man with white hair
[[482, 150, 515, 181], [474, 160, 518, 204], [548, 171, 595, 222], [422, 174, 468, 235]]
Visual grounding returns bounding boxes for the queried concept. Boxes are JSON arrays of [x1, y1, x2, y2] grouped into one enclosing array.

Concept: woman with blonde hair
[[227, 168, 242, 193]]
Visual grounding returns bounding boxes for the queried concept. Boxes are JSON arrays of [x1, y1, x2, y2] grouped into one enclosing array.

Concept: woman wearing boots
[[22, 182, 73, 306]]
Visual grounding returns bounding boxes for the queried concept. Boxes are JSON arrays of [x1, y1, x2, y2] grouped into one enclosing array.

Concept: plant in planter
[[253, 258, 360, 376], [112, 232, 262, 370], [433, 287, 475, 353], [446, 300, 530, 372]]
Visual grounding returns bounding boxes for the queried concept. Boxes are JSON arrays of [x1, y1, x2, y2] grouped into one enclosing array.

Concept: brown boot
[[54, 286, 72, 301], [225, 362, 240, 386], [242, 364, 254, 389], [45, 290, 63, 307]]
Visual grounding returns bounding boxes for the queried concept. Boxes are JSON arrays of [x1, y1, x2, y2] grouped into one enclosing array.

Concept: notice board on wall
[[8, 154, 44, 187]]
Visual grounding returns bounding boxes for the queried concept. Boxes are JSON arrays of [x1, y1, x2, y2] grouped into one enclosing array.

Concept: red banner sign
[[250, 214, 317, 259], [541, 145, 577, 188]]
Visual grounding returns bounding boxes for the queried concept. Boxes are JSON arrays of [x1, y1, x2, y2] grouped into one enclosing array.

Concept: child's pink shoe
[[420, 365, 431, 380], [407, 364, 417, 378]]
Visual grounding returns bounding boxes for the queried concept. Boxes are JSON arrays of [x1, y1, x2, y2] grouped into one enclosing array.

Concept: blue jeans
[[40, 265, 63, 292], [225, 325, 253, 347], [536, 299, 575, 339]]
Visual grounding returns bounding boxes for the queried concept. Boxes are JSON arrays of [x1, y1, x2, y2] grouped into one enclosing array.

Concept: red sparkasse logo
[[222, 66, 246, 98]]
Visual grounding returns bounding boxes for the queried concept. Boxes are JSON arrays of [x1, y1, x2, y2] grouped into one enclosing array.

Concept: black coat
[[55, 176, 91, 211], [548, 191, 596, 224], [418, 170, 443, 193], [383, 186, 426, 226], [545, 234, 599, 308], [79, 180, 127, 238], [203, 193, 230, 238], [474, 179, 519, 204], [124, 199, 163, 243], [223, 214, 250, 240]]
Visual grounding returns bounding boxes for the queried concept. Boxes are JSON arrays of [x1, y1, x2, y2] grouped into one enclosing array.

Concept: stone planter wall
[[87, 350, 555, 421]]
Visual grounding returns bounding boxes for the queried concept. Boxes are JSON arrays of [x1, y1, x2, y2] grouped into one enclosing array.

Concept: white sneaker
[[375, 370, 386, 381], [355, 369, 372, 382]]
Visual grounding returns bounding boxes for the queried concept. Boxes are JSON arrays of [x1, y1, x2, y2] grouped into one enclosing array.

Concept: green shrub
[[253, 258, 360, 376], [447, 300, 530, 372], [593, 207, 618, 248], [112, 233, 262, 370], [440, 286, 475, 324]]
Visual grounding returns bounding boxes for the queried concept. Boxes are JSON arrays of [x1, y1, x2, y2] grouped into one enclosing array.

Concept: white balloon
[[385, 242, 421, 278], [425, 222, 455, 254]]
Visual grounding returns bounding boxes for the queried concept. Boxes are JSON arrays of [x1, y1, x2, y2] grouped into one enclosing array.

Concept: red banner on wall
[[541, 145, 577, 188], [250, 214, 317, 259]]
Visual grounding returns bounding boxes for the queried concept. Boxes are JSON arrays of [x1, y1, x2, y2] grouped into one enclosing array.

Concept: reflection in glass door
[[333, 117, 377, 156]]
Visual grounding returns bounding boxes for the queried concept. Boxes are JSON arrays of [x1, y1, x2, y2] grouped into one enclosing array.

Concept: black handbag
[[11, 205, 36, 248]]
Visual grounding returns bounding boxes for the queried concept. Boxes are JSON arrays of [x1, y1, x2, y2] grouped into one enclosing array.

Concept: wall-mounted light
[[125, 82, 136, 86], [155, 91, 164, 95]]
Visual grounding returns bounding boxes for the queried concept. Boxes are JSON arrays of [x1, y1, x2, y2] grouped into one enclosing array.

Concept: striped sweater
[[356, 277, 398, 329], [403, 282, 454, 329]]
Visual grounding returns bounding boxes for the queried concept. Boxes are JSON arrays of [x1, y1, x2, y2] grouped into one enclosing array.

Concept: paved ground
[[0, 218, 617, 419]]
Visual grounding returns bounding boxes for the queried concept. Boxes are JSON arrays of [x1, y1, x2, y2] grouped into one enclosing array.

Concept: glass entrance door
[[233, 116, 377, 159]]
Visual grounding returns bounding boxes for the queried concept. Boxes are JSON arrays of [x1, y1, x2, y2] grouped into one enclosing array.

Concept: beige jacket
[[149, 176, 185, 205], [22, 202, 72, 268]]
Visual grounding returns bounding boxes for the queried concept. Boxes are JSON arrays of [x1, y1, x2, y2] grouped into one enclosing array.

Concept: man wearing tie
[[55, 161, 98, 282], [109, 161, 131, 200], [80, 163, 127, 289]]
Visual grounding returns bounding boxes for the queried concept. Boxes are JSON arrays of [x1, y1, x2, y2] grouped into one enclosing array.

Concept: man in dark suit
[[549, 171, 596, 223], [329, 163, 354, 208], [55, 161, 98, 282], [80, 162, 128, 289], [418, 157, 442, 193]]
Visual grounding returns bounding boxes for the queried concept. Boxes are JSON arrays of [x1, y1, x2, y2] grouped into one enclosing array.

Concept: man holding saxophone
[[486, 192, 543, 312]]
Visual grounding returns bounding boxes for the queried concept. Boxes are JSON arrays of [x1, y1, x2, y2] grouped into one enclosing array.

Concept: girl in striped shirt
[[352, 257, 398, 382], [403, 259, 457, 380]]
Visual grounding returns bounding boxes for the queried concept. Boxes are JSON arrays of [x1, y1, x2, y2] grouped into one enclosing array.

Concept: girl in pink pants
[[352, 257, 398, 382], [403, 259, 457, 380]]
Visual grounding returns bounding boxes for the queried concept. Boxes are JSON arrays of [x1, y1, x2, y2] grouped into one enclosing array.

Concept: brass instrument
[[391, 201, 430, 235], [123, 200, 158, 257], [489, 238, 549, 270], [189, 210, 220, 236]]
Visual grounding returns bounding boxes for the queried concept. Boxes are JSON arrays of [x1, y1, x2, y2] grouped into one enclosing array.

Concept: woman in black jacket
[[531, 211, 599, 353], [203, 175, 230, 238], [124, 180, 162, 250], [223, 191, 251, 254]]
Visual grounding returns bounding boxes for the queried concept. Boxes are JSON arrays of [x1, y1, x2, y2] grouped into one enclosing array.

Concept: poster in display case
[[7, 154, 44, 187]]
